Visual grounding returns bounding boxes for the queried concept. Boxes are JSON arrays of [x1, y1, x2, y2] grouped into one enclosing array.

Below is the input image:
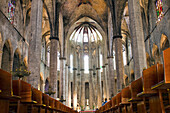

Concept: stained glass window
[[156, 0, 164, 23], [8, 0, 16, 24]]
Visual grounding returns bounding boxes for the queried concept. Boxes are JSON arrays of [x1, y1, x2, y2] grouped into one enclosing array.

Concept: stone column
[[49, 38, 58, 98], [96, 67, 102, 108], [128, 0, 147, 78], [68, 66, 71, 107], [89, 69, 94, 109], [89, 49, 95, 109], [114, 36, 124, 91], [73, 51, 77, 110], [105, 63, 110, 100], [65, 64, 68, 106], [107, 56, 116, 96], [102, 65, 107, 100], [28, 0, 43, 89], [96, 47, 102, 108], [80, 49, 85, 108], [80, 69, 85, 109], [59, 57, 66, 104]]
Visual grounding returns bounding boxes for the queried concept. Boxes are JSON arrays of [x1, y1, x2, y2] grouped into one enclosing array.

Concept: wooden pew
[[103, 100, 112, 113], [55, 100, 62, 113], [111, 96, 117, 112], [12, 80, 37, 113], [32, 87, 46, 113], [49, 97, 55, 113], [115, 92, 121, 113], [128, 77, 143, 113], [137, 64, 162, 113], [0, 69, 13, 113], [42, 93, 54, 113], [120, 86, 131, 113], [151, 48, 170, 113]]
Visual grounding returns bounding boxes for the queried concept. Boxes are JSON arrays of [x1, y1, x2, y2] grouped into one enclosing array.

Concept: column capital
[[50, 37, 59, 41], [107, 56, 114, 59], [73, 68, 77, 70], [113, 35, 122, 40], [59, 57, 66, 60], [89, 69, 93, 71], [80, 69, 84, 71], [96, 67, 100, 70]]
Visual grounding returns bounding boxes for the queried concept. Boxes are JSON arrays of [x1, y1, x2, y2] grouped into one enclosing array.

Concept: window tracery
[[156, 0, 164, 23], [8, 0, 16, 24]]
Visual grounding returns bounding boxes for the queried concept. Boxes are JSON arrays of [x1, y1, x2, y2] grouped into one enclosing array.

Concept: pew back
[[32, 87, 42, 104], [142, 65, 158, 94], [12, 80, 32, 102], [130, 77, 143, 101], [0, 69, 12, 97], [163, 48, 170, 83], [121, 86, 131, 104]]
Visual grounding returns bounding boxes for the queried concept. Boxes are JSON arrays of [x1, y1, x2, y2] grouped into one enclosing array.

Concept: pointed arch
[[0, 33, 3, 67], [152, 43, 160, 64], [1, 39, 13, 72], [146, 52, 151, 68], [160, 34, 169, 51], [12, 48, 21, 79]]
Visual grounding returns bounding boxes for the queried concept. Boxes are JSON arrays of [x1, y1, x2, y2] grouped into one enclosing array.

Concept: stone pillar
[[49, 38, 58, 98], [102, 65, 107, 100], [68, 66, 71, 107], [89, 69, 94, 109], [80, 49, 85, 108], [96, 47, 102, 108], [73, 51, 77, 110], [65, 64, 68, 106], [105, 63, 110, 100], [128, 0, 147, 78], [96, 67, 102, 108], [28, 0, 43, 89], [114, 36, 124, 91], [80, 69, 85, 109], [59, 57, 66, 104], [107, 57, 116, 96], [73, 67, 77, 110]]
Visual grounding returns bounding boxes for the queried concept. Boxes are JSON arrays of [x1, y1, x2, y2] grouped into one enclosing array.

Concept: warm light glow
[[84, 55, 89, 73], [100, 54, 103, 72], [70, 54, 73, 73]]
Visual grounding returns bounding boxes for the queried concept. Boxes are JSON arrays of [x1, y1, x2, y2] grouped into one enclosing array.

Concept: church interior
[[0, 0, 170, 113]]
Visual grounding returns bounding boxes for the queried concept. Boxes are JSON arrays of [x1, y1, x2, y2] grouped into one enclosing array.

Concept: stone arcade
[[0, 0, 169, 112]]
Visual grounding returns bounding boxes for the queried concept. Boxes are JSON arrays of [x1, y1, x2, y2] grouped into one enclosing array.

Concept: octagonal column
[[73, 51, 78, 110], [114, 36, 124, 91], [28, 0, 43, 89], [105, 63, 110, 100], [128, 0, 147, 78], [59, 57, 66, 104]]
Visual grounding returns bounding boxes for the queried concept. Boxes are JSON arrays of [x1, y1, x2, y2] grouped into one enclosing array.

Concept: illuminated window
[[47, 46, 50, 67], [57, 52, 60, 71], [84, 55, 89, 73], [156, 0, 164, 23], [100, 54, 103, 72], [8, 0, 16, 24], [84, 34, 88, 42], [70, 55, 73, 73], [123, 46, 127, 66]]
